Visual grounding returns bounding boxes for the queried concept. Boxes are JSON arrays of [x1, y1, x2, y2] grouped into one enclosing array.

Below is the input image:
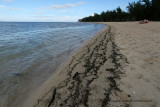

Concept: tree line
[[78, 0, 160, 22]]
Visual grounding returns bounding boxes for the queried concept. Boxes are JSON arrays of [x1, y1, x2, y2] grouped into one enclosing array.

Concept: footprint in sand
[[134, 73, 143, 79], [143, 78, 150, 82]]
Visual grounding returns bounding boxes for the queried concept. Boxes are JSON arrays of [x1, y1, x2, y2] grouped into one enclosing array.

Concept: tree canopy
[[78, 0, 160, 22]]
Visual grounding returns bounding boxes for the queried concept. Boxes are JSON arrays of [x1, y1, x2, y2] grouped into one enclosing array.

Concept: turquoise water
[[0, 22, 105, 106]]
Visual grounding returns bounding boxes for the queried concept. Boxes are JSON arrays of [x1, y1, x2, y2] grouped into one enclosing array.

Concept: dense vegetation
[[78, 0, 160, 22]]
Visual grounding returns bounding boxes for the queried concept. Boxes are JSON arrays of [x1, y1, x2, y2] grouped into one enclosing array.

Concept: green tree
[[78, 0, 160, 22], [152, 0, 160, 20]]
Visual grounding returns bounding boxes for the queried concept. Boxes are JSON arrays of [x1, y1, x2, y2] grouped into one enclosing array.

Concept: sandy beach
[[24, 22, 160, 107]]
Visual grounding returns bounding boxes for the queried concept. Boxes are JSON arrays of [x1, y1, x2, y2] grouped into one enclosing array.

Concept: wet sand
[[24, 22, 160, 107]]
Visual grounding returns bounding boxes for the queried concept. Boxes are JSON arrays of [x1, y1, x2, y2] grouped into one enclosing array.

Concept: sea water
[[0, 22, 105, 106]]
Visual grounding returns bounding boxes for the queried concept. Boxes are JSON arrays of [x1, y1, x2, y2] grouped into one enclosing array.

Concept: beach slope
[[25, 22, 160, 107]]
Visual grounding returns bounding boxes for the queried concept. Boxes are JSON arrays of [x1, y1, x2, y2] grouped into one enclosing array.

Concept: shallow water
[[0, 22, 105, 106]]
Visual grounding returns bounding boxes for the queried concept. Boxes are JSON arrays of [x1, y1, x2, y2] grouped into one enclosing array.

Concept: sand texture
[[25, 22, 160, 107], [105, 22, 160, 107]]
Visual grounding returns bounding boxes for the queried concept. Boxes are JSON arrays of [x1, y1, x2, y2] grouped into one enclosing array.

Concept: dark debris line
[[34, 26, 129, 107]]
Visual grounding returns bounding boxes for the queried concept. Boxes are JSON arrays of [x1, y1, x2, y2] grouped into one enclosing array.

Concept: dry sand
[[24, 22, 160, 107]]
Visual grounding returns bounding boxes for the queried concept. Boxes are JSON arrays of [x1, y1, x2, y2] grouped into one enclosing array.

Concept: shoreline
[[24, 24, 130, 107], [0, 23, 105, 107], [25, 22, 160, 107]]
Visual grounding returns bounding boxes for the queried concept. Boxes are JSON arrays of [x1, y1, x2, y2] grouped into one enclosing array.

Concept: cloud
[[39, 2, 86, 10], [31, 15, 55, 18], [31, 12, 44, 15], [0, 16, 6, 21], [0, 5, 23, 10], [0, 14, 82, 22], [91, 13, 94, 16], [1, 0, 13, 2], [31, 15, 81, 22]]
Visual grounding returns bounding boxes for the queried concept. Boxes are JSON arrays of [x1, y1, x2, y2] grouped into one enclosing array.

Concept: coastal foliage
[[78, 0, 160, 22]]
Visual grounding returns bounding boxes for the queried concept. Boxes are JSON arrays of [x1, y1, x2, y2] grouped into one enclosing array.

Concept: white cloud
[[0, 16, 6, 21], [0, 15, 82, 22], [39, 2, 86, 10], [91, 13, 94, 16], [0, 5, 23, 10], [2, 0, 13, 2], [31, 15, 55, 18], [31, 12, 44, 15], [31, 15, 81, 22]]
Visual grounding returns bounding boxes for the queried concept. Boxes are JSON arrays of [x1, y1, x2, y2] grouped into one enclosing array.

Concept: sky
[[0, 0, 138, 22]]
